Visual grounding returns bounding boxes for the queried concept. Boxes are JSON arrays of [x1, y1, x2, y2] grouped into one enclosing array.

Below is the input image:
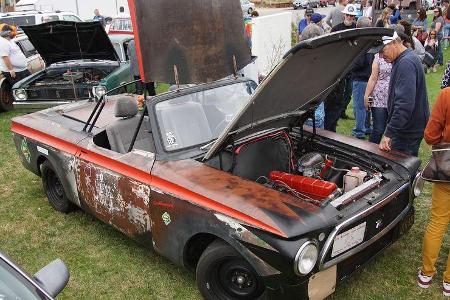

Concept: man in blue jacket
[[374, 32, 430, 157]]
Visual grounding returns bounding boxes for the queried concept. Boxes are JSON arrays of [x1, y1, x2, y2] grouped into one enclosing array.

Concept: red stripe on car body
[[11, 121, 286, 238]]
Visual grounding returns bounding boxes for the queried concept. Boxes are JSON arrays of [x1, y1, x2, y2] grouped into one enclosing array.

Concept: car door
[[74, 127, 155, 246]]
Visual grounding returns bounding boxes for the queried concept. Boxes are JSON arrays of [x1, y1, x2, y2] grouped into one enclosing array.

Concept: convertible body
[[11, 28, 422, 299]]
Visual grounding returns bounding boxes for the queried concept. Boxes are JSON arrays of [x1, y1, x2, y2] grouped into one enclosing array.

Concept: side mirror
[[33, 259, 70, 297]]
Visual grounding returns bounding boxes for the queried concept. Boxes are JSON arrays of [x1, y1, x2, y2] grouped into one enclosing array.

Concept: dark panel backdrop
[[127, 0, 252, 84]]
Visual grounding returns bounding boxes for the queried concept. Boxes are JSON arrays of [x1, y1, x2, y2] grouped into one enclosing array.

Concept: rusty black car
[[11, 0, 424, 299]]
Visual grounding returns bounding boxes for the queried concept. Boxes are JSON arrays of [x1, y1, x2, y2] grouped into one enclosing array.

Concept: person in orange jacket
[[417, 87, 450, 297]]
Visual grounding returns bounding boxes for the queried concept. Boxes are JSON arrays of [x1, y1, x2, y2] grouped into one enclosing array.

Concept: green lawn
[[0, 52, 448, 299]]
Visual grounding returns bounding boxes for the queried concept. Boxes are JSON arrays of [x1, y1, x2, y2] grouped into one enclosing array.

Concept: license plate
[[331, 222, 366, 257]]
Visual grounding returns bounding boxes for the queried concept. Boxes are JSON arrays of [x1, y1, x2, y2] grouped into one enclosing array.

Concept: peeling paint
[[215, 213, 277, 252], [76, 159, 152, 240]]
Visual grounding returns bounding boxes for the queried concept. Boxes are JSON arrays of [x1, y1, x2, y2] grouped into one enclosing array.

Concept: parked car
[[0, 33, 44, 112], [241, 0, 256, 14], [0, 251, 69, 299], [0, 10, 82, 29], [12, 21, 134, 110], [293, 0, 320, 9], [320, 0, 336, 7], [11, 27, 423, 299]]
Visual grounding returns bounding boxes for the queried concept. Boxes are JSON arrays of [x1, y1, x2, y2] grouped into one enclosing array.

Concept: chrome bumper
[[318, 183, 410, 270]]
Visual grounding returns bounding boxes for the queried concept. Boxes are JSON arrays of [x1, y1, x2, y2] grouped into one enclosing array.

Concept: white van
[[0, 11, 82, 28]]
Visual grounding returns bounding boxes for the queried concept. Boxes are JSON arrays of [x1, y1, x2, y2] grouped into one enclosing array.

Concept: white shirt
[[0, 37, 27, 72], [363, 6, 373, 19]]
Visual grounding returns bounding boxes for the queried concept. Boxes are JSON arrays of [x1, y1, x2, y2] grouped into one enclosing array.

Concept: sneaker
[[417, 269, 433, 289], [444, 281, 450, 297]]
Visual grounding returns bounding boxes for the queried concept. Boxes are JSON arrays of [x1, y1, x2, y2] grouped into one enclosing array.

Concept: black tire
[[0, 85, 13, 112], [196, 240, 265, 300], [247, 7, 253, 14], [41, 160, 74, 213]]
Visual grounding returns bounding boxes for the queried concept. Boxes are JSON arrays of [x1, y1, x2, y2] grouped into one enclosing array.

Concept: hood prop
[[173, 65, 180, 91], [232, 55, 238, 79]]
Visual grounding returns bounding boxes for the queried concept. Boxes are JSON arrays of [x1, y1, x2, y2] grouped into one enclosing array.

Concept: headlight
[[294, 241, 318, 275], [92, 85, 107, 99], [13, 89, 27, 101], [412, 172, 424, 198]]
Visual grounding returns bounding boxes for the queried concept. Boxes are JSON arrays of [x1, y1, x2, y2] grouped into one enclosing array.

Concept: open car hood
[[21, 21, 120, 65], [204, 28, 393, 160]]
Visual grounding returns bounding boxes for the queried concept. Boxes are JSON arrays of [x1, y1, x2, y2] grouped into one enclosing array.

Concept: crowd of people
[[297, 3, 449, 296]]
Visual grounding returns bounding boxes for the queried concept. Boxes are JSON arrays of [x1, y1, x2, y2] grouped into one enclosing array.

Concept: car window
[[110, 18, 133, 31], [41, 15, 58, 23], [0, 259, 46, 300], [17, 38, 37, 58], [62, 15, 82, 22], [113, 42, 124, 61], [154, 81, 256, 151], [0, 16, 36, 27]]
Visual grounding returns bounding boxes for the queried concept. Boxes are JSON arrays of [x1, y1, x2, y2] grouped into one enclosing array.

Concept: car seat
[[106, 95, 156, 153]]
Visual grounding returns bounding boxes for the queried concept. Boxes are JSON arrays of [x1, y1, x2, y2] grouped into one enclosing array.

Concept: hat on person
[[342, 4, 358, 15], [310, 13, 325, 23], [0, 24, 12, 38], [305, 8, 314, 16], [368, 31, 399, 53]]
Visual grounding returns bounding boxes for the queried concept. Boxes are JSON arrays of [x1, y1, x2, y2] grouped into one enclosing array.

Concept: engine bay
[[32, 67, 114, 87], [205, 130, 383, 208]]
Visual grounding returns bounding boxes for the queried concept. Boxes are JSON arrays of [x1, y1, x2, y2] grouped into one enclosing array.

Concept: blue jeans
[[443, 23, 450, 49], [391, 136, 423, 157], [369, 107, 388, 144], [352, 81, 368, 138]]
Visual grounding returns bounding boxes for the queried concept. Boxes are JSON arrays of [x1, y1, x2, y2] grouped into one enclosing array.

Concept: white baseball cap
[[342, 4, 358, 16], [368, 31, 399, 53]]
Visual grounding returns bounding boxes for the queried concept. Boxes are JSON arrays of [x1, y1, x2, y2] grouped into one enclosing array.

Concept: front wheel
[[196, 240, 265, 300], [0, 84, 13, 112], [41, 160, 75, 213]]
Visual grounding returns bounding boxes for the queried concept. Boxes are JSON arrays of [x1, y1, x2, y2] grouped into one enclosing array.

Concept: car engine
[[25, 66, 117, 101]]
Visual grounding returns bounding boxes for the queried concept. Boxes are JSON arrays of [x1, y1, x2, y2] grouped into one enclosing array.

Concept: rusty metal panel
[[75, 159, 152, 243], [128, 0, 252, 83]]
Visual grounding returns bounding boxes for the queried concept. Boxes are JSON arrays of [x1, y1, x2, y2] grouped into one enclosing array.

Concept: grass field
[[0, 53, 449, 299]]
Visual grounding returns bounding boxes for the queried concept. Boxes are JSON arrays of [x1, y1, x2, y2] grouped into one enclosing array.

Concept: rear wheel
[[0, 84, 13, 112], [196, 240, 265, 300], [41, 160, 75, 213]]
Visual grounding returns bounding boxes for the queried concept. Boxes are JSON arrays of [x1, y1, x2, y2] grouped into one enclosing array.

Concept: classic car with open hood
[[11, 21, 134, 110], [11, 0, 423, 299]]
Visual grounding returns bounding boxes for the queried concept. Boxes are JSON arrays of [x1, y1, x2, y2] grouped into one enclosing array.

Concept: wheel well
[[36, 155, 47, 176], [183, 233, 219, 270]]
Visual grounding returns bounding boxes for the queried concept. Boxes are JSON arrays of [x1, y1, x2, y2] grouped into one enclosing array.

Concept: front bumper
[[263, 204, 414, 299], [261, 183, 414, 299]]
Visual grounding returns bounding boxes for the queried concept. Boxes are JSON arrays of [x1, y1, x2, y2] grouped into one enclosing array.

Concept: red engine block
[[269, 171, 337, 200]]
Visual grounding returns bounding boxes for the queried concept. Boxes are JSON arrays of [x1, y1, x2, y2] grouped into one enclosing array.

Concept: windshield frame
[[148, 78, 256, 159]]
